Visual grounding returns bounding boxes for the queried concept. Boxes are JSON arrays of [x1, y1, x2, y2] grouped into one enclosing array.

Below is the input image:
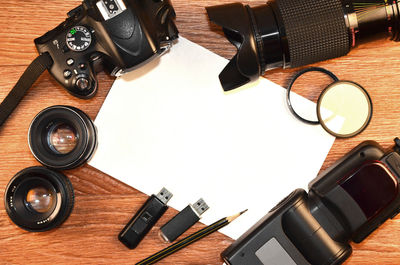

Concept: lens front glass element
[[48, 123, 78, 154], [25, 186, 55, 213]]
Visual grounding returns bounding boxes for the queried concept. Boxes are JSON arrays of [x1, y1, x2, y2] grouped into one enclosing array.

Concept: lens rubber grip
[[276, 0, 350, 68]]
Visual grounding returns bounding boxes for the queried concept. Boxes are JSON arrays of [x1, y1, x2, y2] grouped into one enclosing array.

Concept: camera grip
[[282, 193, 352, 265], [103, 8, 155, 71]]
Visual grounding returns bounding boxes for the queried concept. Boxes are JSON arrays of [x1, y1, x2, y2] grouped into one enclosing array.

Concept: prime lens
[[28, 106, 97, 170], [4, 166, 74, 232]]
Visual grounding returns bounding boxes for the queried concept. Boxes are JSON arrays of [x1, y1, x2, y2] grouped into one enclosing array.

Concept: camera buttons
[[66, 58, 75, 66], [63, 70, 72, 79], [62, 45, 70, 53], [78, 63, 86, 70]]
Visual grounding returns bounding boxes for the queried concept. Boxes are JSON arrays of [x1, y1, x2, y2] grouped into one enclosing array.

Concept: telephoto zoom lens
[[28, 106, 97, 170], [4, 167, 74, 232], [206, 0, 400, 91]]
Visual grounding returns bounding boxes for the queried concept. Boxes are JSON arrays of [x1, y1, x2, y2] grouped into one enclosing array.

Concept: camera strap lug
[[67, 5, 83, 18]]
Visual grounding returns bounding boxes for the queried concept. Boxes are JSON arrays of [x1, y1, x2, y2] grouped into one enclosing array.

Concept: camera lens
[[29, 106, 97, 170], [4, 166, 74, 232], [207, 0, 400, 90]]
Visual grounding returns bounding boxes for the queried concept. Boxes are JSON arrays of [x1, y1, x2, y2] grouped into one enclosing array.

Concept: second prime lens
[[28, 106, 97, 170], [4, 166, 74, 232]]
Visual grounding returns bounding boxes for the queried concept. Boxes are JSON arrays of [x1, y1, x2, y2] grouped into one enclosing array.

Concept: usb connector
[[118, 187, 173, 249], [156, 187, 173, 205], [192, 198, 209, 216], [160, 198, 210, 242]]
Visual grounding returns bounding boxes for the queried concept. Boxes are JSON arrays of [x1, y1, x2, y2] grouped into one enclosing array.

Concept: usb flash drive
[[118, 187, 173, 249], [160, 198, 209, 242]]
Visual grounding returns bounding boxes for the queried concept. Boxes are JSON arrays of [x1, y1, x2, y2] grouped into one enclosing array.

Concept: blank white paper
[[89, 37, 335, 239]]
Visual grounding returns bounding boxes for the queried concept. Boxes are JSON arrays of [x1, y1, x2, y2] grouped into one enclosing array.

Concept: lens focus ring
[[276, 0, 350, 67]]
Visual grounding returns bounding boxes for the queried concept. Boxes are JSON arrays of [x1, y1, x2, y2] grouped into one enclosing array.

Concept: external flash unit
[[222, 139, 400, 265]]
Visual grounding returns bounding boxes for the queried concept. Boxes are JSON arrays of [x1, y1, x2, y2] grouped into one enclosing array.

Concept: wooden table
[[1, 0, 400, 264]]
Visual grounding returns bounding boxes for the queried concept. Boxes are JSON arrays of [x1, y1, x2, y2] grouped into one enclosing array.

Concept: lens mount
[[28, 106, 97, 170], [4, 166, 74, 232]]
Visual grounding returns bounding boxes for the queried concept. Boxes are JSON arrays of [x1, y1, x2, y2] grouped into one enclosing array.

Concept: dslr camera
[[35, 0, 178, 98], [222, 139, 400, 265]]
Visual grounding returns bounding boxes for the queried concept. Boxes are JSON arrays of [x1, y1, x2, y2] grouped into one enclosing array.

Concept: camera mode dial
[[66, 26, 92, 52]]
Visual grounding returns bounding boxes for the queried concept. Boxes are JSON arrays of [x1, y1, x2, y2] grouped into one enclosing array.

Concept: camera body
[[222, 140, 400, 265], [35, 0, 178, 98]]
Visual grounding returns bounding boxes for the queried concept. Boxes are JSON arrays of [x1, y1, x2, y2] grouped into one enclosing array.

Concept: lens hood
[[206, 3, 262, 91]]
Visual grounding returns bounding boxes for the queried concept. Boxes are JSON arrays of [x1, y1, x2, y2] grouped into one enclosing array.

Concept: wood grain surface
[[1, 0, 400, 264]]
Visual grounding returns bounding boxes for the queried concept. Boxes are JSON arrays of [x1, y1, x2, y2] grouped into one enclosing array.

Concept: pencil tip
[[227, 209, 248, 222], [240, 209, 248, 215]]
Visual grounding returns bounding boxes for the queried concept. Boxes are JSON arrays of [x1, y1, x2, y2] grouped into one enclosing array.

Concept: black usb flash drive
[[160, 198, 209, 242], [118, 187, 173, 249]]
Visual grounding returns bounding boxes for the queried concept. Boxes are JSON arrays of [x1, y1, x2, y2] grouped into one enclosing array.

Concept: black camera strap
[[0, 53, 53, 127]]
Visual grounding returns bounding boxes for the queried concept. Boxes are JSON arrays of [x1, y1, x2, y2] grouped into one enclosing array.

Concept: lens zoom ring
[[277, 0, 350, 67]]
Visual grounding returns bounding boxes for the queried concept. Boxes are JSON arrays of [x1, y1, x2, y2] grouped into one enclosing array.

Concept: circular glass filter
[[317, 81, 372, 137], [287, 68, 373, 138]]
